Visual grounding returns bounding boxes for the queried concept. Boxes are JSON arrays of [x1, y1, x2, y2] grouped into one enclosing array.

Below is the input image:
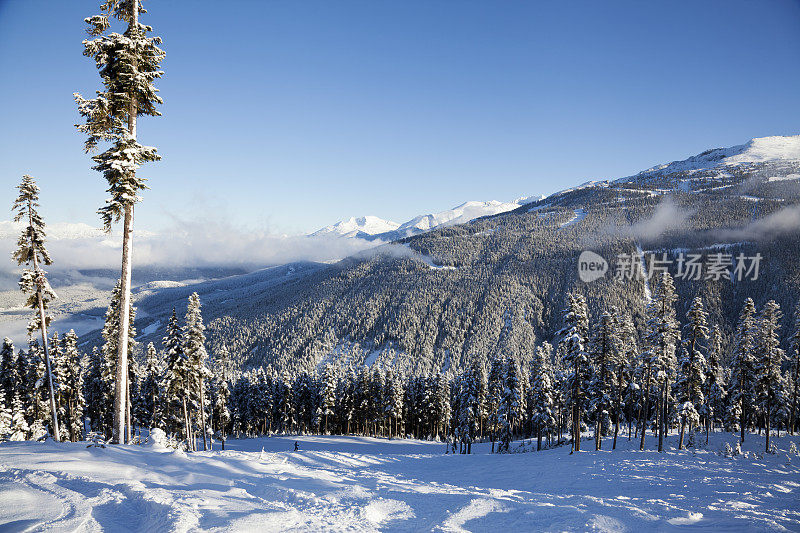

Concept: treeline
[[2, 272, 798, 455]]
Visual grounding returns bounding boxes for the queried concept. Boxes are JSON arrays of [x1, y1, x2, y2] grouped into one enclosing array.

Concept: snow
[[139, 320, 161, 336], [313, 200, 527, 242], [549, 180, 609, 197], [559, 208, 586, 228], [619, 135, 800, 181], [1, 432, 798, 532], [311, 216, 400, 238], [769, 173, 800, 182], [396, 200, 521, 233], [514, 194, 547, 205], [398, 243, 457, 271]]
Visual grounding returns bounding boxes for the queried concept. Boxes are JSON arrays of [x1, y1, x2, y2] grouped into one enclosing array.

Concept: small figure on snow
[[294, 441, 299, 452]]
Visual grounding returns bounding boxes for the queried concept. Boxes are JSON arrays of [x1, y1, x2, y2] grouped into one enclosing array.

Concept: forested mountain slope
[[129, 136, 800, 374]]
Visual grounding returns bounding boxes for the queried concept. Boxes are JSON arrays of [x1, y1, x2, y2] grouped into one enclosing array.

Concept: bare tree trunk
[[33, 257, 60, 442], [112, 0, 139, 446], [182, 395, 191, 451], [595, 414, 602, 451], [790, 363, 799, 436], [765, 394, 772, 453], [199, 379, 208, 451], [613, 364, 623, 450], [126, 379, 132, 443], [658, 380, 666, 452], [740, 374, 747, 445], [639, 367, 652, 451]]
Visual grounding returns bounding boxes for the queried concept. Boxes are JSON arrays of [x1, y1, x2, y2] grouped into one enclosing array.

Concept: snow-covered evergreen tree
[[0, 339, 21, 410], [139, 342, 162, 430], [617, 313, 638, 448], [641, 272, 680, 452], [788, 303, 800, 436], [211, 345, 231, 444], [500, 356, 524, 450], [9, 391, 29, 441], [100, 280, 137, 441], [529, 342, 556, 450], [753, 300, 785, 452], [472, 357, 488, 439], [49, 333, 70, 441], [162, 309, 191, 446], [26, 342, 51, 440], [0, 383, 12, 441], [559, 292, 589, 452], [456, 368, 477, 453], [704, 325, 727, 443], [61, 331, 85, 441], [75, 0, 165, 444], [587, 308, 623, 450], [486, 354, 505, 450], [432, 372, 451, 440], [12, 175, 60, 441], [676, 296, 708, 449], [727, 298, 757, 443], [83, 346, 110, 435], [184, 293, 211, 450], [385, 368, 404, 438], [319, 364, 337, 434]]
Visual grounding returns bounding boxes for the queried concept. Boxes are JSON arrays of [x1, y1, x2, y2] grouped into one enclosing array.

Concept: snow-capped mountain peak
[[397, 200, 521, 233], [311, 216, 400, 238], [311, 199, 530, 242], [623, 134, 800, 180]]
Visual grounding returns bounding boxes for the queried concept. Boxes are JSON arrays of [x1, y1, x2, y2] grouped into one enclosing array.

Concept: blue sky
[[1, 0, 799, 235]]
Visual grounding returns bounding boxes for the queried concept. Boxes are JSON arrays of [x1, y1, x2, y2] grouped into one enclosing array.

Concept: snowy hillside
[[621, 135, 800, 180], [313, 135, 800, 244], [1, 432, 798, 532]]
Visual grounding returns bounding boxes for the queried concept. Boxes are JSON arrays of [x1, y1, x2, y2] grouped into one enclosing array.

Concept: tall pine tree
[[559, 292, 589, 452], [641, 273, 680, 452], [788, 303, 800, 435], [12, 176, 60, 441], [75, 0, 165, 444], [754, 300, 785, 452], [728, 298, 757, 443], [676, 296, 708, 449], [184, 293, 210, 450]]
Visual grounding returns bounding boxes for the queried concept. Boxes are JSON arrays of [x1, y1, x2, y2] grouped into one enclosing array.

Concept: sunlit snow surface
[[1, 432, 799, 532]]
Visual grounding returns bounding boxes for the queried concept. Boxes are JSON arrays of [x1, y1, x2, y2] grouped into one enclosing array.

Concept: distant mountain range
[[310, 198, 545, 241]]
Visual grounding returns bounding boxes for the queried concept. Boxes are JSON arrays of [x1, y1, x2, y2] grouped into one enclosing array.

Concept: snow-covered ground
[[560, 209, 587, 228], [1, 432, 799, 532]]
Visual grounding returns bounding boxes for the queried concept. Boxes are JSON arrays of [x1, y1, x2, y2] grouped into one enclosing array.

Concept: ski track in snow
[[559, 209, 586, 229], [0, 433, 799, 532]]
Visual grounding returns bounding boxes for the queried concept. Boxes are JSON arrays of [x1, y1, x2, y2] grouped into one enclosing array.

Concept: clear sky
[[1, 0, 799, 235]]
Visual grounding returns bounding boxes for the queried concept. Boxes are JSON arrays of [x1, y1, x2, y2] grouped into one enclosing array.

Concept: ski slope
[[0, 432, 798, 532]]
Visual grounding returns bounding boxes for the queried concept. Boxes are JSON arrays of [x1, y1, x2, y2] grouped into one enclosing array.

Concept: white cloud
[[613, 197, 695, 240], [0, 216, 381, 274]]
